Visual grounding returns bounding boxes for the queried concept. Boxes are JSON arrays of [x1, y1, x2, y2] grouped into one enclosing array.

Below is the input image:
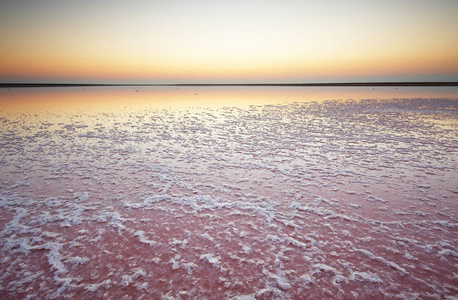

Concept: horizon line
[[1, 81, 458, 88]]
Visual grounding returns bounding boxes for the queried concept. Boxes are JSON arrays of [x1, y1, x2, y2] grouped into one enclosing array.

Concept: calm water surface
[[1, 87, 457, 299]]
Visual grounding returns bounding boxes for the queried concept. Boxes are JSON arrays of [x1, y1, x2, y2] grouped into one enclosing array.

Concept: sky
[[1, 0, 457, 84]]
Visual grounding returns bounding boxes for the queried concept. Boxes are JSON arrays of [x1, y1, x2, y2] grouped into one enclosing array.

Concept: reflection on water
[[1, 86, 458, 112], [0, 87, 457, 299]]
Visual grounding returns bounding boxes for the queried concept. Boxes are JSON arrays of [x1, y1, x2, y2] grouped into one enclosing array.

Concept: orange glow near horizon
[[2, 41, 457, 83], [1, 1, 457, 83]]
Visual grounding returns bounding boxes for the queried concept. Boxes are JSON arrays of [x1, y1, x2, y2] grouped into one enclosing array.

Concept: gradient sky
[[1, 0, 457, 83]]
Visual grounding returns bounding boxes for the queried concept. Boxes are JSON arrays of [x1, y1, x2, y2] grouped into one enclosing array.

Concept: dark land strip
[[0, 82, 457, 88]]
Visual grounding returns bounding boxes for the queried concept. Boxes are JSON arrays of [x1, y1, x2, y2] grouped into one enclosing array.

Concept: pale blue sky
[[1, 0, 457, 83]]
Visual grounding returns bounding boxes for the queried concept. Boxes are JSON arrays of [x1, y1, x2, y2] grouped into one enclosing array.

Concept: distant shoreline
[[0, 82, 457, 88]]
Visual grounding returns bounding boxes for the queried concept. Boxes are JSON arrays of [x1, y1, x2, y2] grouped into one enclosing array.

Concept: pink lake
[[1, 86, 457, 299]]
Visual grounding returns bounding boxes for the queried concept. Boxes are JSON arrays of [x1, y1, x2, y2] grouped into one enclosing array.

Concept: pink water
[[1, 87, 457, 299]]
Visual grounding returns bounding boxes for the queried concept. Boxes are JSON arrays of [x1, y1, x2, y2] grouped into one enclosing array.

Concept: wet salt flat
[[1, 87, 457, 299]]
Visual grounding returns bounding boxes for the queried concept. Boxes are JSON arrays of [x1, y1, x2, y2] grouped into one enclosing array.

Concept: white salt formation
[[0, 97, 457, 299]]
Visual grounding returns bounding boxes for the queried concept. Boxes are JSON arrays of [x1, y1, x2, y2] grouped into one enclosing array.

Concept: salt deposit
[[1, 93, 457, 299]]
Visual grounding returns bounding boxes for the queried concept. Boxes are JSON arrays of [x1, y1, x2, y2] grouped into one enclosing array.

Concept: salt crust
[[1, 97, 457, 299]]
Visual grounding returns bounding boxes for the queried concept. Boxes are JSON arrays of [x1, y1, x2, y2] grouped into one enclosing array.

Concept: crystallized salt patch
[[1, 97, 457, 299]]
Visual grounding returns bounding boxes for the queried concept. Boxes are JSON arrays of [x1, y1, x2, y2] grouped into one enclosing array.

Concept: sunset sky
[[1, 0, 457, 84]]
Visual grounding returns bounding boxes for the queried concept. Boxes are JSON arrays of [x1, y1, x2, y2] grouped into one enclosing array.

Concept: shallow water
[[1, 87, 457, 299]]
